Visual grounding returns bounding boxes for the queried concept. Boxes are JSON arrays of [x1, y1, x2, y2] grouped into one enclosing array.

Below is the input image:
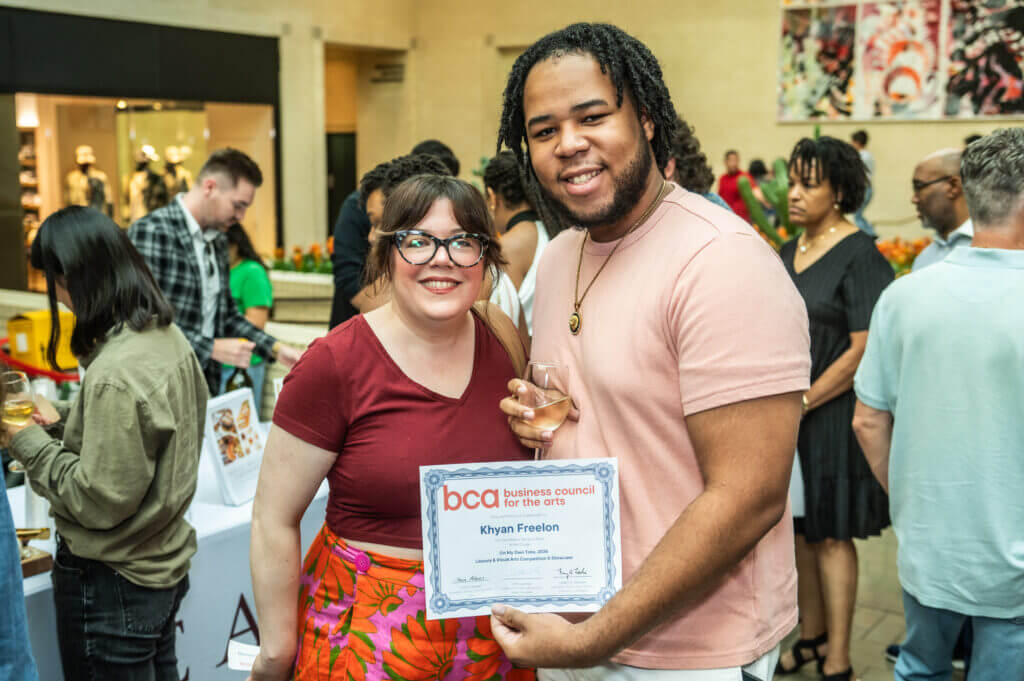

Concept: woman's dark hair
[[748, 159, 769, 180], [411, 139, 460, 176], [484, 151, 563, 240], [225, 223, 267, 271], [788, 136, 868, 214], [359, 154, 452, 208], [30, 206, 174, 369], [668, 116, 715, 194], [365, 175, 507, 285], [484, 151, 529, 208], [498, 23, 678, 233]]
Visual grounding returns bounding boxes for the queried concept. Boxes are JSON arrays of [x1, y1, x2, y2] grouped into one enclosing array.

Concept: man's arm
[[351, 282, 390, 313], [852, 401, 893, 492], [491, 391, 801, 667]]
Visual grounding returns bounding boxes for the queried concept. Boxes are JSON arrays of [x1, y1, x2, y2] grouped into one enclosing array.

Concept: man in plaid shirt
[[129, 148, 300, 394]]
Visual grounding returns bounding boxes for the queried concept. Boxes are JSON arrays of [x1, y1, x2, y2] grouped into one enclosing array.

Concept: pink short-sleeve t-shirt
[[531, 185, 810, 669]]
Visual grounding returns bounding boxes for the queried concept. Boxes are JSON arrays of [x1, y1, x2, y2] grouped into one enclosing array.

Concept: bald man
[[911, 148, 973, 271]]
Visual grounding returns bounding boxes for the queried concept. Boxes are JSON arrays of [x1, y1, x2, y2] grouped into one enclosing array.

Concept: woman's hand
[[247, 652, 293, 681], [32, 395, 61, 426]]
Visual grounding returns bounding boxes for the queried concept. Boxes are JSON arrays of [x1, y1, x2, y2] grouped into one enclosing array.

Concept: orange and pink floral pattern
[[294, 524, 536, 681]]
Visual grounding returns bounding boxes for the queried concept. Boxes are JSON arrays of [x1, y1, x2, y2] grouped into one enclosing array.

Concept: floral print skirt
[[294, 523, 536, 681]]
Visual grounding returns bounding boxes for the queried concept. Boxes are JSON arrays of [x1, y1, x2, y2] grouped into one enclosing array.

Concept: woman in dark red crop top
[[250, 175, 534, 681]]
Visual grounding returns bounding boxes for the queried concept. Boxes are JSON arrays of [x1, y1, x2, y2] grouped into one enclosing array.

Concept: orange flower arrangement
[[876, 237, 931, 275]]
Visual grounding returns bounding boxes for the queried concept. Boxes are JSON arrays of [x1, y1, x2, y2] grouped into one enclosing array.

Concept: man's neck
[[588, 170, 665, 243], [181, 190, 206, 230], [972, 219, 1024, 250], [937, 203, 971, 240]]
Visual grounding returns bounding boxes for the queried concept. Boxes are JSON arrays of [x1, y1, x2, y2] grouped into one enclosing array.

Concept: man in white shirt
[[911, 148, 973, 272], [129, 148, 300, 393]]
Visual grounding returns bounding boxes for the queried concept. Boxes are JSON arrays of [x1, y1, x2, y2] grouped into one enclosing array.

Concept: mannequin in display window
[[164, 146, 194, 195], [65, 145, 112, 217], [124, 145, 171, 223]]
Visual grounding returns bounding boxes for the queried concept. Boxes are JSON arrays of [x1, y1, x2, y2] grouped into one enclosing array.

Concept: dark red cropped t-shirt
[[273, 314, 529, 548]]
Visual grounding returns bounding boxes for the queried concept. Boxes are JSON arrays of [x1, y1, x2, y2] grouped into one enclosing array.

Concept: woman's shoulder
[[233, 258, 270, 279], [85, 323, 198, 394]]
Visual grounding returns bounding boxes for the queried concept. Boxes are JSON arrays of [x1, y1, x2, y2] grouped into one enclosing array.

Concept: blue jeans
[[854, 185, 875, 236], [52, 540, 189, 681], [897, 589, 1024, 681], [0, 487, 39, 681], [219, 361, 266, 406]]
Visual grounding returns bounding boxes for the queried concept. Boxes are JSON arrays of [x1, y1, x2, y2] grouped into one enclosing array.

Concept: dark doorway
[[326, 133, 356, 236]]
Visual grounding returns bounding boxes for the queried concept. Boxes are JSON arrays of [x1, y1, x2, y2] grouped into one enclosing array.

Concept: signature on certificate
[[456, 576, 487, 584], [558, 566, 590, 579]]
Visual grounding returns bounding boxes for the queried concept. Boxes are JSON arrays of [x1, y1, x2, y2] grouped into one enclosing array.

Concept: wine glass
[[519, 361, 571, 460], [3, 371, 35, 474]]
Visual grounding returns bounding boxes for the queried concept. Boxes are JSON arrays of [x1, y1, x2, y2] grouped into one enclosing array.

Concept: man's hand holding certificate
[[420, 458, 622, 620]]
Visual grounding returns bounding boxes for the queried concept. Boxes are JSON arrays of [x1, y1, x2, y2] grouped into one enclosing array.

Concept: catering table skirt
[[12, 442, 329, 681]]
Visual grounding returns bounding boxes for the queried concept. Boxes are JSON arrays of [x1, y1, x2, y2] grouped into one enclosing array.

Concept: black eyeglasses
[[392, 230, 489, 268], [912, 175, 952, 194]]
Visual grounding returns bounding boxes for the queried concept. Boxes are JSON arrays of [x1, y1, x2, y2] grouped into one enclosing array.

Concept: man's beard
[[538, 141, 654, 231]]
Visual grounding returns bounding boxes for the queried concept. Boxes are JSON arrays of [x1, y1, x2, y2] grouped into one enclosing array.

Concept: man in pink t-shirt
[[491, 24, 811, 680]]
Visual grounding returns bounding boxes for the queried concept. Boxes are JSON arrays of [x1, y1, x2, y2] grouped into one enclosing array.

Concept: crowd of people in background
[[2, 18, 1023, 681]]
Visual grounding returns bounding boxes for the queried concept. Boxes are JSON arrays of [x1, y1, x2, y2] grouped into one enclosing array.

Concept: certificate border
[[422, 461, 619, 616]]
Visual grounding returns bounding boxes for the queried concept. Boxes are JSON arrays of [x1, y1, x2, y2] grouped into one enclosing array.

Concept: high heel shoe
[[821, 666, 855, 681], [774, 632, 828, 675]]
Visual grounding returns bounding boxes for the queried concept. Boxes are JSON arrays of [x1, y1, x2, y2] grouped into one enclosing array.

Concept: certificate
[[420, 458, 622, 620]]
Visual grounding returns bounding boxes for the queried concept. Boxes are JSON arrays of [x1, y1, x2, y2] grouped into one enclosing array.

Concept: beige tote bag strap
[[471, 300, 527, 378]]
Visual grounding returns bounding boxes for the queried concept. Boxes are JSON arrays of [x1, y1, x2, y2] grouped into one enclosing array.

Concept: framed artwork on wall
[[777, 0, 1024, 120]]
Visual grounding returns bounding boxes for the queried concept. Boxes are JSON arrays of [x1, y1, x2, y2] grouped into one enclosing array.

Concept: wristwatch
[[801, 394, 810, 415]]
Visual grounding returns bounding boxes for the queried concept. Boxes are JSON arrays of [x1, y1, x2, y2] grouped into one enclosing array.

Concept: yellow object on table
[[7, 309, 77, 370]]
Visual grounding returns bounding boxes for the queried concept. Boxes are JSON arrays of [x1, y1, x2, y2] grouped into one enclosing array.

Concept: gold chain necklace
[[797, 222, 841, 253], [569, 181, 671, 335]]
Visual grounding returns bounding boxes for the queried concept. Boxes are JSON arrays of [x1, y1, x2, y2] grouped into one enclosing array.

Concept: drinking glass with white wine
[[3, 371, 35, 474], [519, 361, 571, 459]]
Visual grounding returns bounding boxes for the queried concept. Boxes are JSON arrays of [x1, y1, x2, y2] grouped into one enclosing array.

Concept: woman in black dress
[[775, 137, 893, 681]]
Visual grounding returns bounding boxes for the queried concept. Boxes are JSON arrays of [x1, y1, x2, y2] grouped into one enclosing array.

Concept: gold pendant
[[569, 311, 582, 335]]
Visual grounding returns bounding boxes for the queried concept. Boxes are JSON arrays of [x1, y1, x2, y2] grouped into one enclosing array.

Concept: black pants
[[52, 540, 189, 681]]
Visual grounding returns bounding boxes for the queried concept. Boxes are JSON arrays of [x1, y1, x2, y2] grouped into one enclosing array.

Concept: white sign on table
[[419, 458, 621, 620], [202, 388, 264, 506]]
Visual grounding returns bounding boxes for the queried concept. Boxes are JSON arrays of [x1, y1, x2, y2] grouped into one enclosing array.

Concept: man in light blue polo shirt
[[911, 148, 973, 272], [852, 128, 1024, 681]]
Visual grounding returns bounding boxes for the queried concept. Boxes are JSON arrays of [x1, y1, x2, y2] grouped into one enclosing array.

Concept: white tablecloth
[[12, 426, 329, 681]]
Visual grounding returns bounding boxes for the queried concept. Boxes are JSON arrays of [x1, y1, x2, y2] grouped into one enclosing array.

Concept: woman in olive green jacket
[[4, 206, 208, 681]]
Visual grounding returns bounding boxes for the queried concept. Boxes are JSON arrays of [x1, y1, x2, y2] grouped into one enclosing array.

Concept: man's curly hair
[[668, 116, 715, 195], [358, 154, 452, 208]]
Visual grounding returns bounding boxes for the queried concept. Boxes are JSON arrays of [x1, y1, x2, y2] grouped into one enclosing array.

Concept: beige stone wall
[[1, 0, 414, 250], [7, 0, 1019, 243], [405, 0, 1015, 238]]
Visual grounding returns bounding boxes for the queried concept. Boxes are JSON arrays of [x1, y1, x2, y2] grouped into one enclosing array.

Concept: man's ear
[[639, 110, 655, 142], [202, 176, 218, 196], [947, 174, 964, 199]]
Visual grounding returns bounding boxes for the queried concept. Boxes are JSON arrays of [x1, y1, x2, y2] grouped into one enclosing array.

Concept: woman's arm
[[8, 383, 156, 528], [249, 426, 337, 681], [244, 306, 270, 329], [804, 330, 868, 412], [499, 222, 539, 292]]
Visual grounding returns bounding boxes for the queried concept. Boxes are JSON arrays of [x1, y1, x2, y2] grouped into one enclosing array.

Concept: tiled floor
[[779, 528, 965, 681]]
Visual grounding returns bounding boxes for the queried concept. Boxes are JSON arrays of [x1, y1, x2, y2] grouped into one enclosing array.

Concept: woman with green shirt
[[4, 206, 207, 681], [220, 223, 273, 405]]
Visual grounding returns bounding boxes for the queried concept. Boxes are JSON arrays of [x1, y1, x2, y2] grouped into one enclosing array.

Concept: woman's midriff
[[341, 536, 424, 561]]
